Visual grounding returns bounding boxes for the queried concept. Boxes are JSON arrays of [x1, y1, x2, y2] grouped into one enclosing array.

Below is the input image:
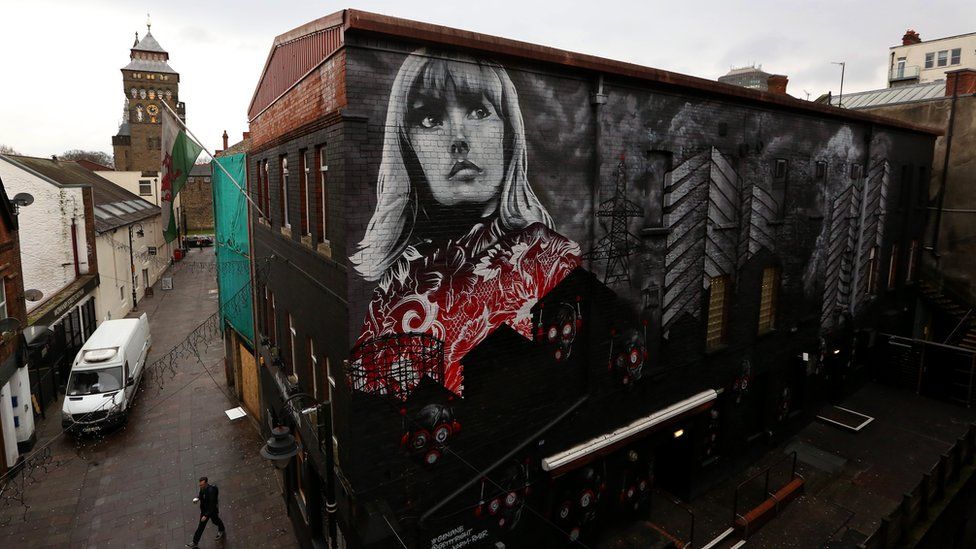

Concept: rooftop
[[132, 30, 167, 54], [249, 9, 941, 135], [821, 81, 947, 109]]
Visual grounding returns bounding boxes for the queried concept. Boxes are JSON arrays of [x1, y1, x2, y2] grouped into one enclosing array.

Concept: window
[[951, 48, 962, 65], [288, 315, 297, 379], [309, 337, 318, 400], [299, 149, 309, 236], [269, 291, 277, 345], [850, 163, 862, 180], [925, 52, 934, 69], [263, 160, 271, 218], [120, 286, 125, 301], [906, 240, 918, 282], [280, 156, 290, 229], [148, 246, 157, 256], [706, 276, 729, 350], [815, 161, 827, 181], [938, 50, 948, 67], [139, 179, 152, 195], [316, 145, 328, 244], [896, 58, 906, 78], [253, 160, 264, 219], [888, 245, 899, 290], [758, 267, 779, 334], [866, 246, 880, 294], [0, 279, 7, 319], [773, 159, 788, 179]]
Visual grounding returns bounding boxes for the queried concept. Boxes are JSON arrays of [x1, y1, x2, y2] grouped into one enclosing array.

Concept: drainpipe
[[589, 74, 608, 268], [129, 225, 138, 310], [70, 217, 80, 277], [930, 75, 960, 256]]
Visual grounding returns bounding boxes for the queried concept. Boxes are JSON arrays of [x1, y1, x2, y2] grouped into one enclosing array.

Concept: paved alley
[[0, 248, 297, 548]]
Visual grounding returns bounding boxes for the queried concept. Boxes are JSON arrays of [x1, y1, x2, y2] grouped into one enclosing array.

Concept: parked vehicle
[[185, 234, 214, 247], [61, 314, 151, 433]]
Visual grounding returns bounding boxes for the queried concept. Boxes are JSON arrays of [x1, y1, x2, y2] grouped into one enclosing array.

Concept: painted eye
[[547, 326, 558, 342], [569, 527, 580, 541], [489, 498, 501, 515], [559, 503, 571, 519], [419, 115, 441, 129], [579, 491, 592, 508], [412, 430, 429, 450], [562, 323, 572, 336], [424, 449, 441, 465], [629, 349, 640, 364], [469, 106, 491, 119]]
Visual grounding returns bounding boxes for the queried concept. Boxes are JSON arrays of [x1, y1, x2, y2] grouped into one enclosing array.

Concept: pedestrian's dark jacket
[[198, 484, 219, 516]]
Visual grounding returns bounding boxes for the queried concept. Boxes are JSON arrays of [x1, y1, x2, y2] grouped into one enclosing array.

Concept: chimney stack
[[222, 130, 229, 150], [767, 74, 789, 95], [902, 29, 921, 46], [946, 69, 976, 96], [243, 132, 250, 140]]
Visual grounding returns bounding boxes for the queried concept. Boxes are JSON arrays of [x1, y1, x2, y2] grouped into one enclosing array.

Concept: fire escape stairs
[[917, 281, 976, 406]]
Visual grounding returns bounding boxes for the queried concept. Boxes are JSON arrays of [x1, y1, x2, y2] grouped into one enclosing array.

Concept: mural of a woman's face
[[406, 79, 505, 212]]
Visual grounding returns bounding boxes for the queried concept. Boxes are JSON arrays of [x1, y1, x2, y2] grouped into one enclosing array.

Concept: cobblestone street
[[0, 248, 297, 548]]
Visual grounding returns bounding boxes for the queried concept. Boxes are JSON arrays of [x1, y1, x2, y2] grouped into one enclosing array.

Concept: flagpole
[[158, 99, 266, 219]]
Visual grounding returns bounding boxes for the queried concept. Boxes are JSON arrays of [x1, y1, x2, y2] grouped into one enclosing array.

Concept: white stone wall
[[890, 34, 976, 84], [0, 160, 91, 312], [95, 170, 182, 225], [93, 213, 173, 321]]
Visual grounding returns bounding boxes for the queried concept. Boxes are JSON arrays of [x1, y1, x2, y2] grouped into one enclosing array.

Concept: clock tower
[[111, 20, 185, 171]]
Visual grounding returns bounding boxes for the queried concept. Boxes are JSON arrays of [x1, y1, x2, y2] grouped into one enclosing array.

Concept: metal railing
[[731, 451, 800, 528], [889, 65, 921, 81], [945, 308, 975, 344]]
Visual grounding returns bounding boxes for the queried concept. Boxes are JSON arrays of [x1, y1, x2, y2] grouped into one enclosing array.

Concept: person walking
[[186, 476, 226, 547]]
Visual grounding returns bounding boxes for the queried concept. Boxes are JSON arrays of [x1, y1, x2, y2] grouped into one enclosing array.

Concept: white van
[[61, 314, 151, 433]]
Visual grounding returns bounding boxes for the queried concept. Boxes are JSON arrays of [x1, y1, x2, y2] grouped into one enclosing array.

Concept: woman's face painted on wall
[[407, 80, 505, 212]]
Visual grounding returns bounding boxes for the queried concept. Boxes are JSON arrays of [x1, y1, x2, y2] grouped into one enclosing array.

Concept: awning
[[541, 389, 718, 474]]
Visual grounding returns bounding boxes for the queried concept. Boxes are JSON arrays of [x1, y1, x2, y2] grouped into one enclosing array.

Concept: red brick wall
[[0, 216, 27, 368], [249, 50, 347, 150]]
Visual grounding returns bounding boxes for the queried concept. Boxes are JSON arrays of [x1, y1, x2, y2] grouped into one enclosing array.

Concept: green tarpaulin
[[212, 153, 253, 344]]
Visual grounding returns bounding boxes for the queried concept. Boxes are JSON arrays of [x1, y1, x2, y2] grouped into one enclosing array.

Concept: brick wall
[[183, 175, 214, 231], [250, 34, 936, 548]]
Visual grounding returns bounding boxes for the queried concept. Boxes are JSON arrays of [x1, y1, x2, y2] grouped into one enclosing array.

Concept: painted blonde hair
[[350, 48, 553, 281]]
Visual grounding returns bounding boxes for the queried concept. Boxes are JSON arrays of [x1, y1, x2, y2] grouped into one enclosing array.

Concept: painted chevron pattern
[[663, 150, 709, 328], [739, 176, 778, 267], [852, 160, 890, 307], [663, 148, 743, 329], [704, 148, 740, 283]]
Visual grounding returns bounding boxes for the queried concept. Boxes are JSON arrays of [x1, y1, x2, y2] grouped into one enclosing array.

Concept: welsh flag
[[161, 107, 203, 242]]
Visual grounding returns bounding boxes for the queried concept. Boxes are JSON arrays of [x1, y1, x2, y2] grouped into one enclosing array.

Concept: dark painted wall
[[249, 31, 935, 548]]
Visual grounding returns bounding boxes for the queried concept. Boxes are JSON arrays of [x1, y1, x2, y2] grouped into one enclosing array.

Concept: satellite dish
[[12, 193, 34, 207], [0, 317, 21, 336], [24, 289, 43, 302]]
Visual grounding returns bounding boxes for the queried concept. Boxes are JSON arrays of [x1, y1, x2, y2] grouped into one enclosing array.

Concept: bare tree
[[59, 149, 113, 167], [0, 144, 20, 155]]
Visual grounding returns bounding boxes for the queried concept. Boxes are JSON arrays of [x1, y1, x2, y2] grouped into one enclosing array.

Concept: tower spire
[[133, 31, 139, 47], [146, 12, 151, 33]]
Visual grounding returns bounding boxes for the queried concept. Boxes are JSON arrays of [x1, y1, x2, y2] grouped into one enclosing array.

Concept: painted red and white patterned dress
[[353, 221, 581, 399]]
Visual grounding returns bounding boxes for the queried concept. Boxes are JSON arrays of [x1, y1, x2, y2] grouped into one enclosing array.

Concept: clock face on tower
[[146, 104, 160, 116]]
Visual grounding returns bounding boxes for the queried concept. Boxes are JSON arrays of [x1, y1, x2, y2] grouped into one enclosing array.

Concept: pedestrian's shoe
[[185, 544, 198, 548], [216, 531, 225, 540]]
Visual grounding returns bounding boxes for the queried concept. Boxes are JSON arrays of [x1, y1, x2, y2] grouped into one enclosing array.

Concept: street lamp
[[260, 425, 300, 469], [258, 390, 339, 548], [831, 61, 846, 108]]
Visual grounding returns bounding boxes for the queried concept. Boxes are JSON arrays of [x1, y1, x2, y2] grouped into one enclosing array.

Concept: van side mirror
[[126, 377, 134, 387]]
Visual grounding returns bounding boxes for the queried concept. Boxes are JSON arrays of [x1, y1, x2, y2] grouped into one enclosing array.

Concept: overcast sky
[[0, 0, 972, 159]]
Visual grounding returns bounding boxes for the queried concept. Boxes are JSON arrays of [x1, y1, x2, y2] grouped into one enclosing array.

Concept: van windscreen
[[67, 367, 123, 395]]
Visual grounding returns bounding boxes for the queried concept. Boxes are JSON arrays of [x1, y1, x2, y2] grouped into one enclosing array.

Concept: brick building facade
[[0, 175, 28, 475], [246, 11, 938, 548], [182, 163, 214, 232]]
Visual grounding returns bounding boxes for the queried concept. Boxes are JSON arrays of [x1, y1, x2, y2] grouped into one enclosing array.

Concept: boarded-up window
[[706, 276, 729, 350], [888, 244, 899, 290], [866, 246, 879, 293], [758, 267, 779, 334]]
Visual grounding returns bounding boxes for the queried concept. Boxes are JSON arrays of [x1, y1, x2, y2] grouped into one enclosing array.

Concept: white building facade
[[889, 29, 976, 87]]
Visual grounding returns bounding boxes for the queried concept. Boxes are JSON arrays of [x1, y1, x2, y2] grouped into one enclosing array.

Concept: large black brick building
[[243, 10, 938, 548]]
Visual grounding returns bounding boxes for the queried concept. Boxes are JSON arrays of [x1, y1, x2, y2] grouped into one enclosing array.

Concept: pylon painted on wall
[[585, 155, 644, 286]]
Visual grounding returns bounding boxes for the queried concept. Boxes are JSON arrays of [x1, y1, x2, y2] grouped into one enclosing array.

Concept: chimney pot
[[767, 74, 789, 95], [242, 132, 250, 140], [222, 130, 229, 150], [902, 29, 921, 46]]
